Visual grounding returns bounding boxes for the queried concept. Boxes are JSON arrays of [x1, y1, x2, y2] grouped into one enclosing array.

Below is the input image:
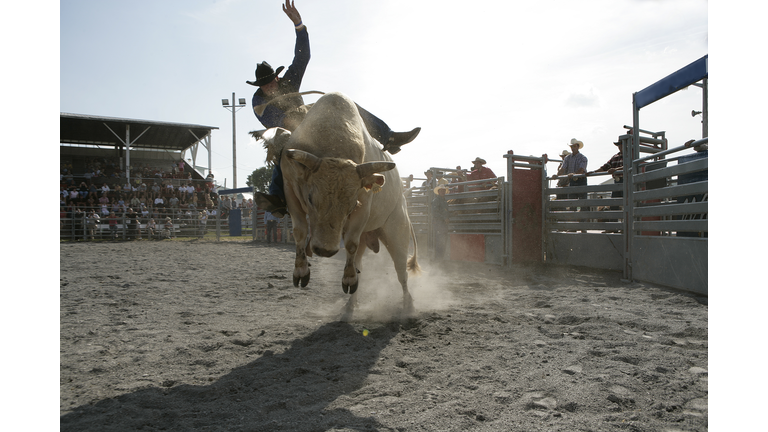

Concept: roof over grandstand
[[60, 113, 219, 151]]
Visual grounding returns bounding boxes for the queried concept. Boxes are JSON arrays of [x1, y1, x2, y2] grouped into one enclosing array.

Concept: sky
[[56, 0, 710, 189]]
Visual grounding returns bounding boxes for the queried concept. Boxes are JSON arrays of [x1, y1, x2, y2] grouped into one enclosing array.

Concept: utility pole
[[221, 93, 247, 188]]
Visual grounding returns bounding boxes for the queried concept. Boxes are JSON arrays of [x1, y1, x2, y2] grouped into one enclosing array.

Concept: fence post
[[504, 151, 514, 267], [216, 199, 221, 241]]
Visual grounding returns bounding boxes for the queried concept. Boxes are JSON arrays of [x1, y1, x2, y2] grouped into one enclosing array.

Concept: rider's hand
[[282, 0, 302, 26]]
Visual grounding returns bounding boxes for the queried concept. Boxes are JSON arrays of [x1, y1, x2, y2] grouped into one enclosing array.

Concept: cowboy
[[431, 184, 451, 260], [467, 157, 496, 190], [249, 1, 421, 217], [555, 139, 588, 197], [555, 149, 571, 199]]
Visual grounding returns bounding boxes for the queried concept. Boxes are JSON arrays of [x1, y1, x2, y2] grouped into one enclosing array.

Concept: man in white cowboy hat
[[554, 138, 588, 199], [431, 184, 451, 260], [467, 157, 497, 191], [249, 1, 421, 217]]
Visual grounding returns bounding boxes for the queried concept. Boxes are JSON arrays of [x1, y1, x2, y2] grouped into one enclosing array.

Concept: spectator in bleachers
[[130, 193, 141, 209], [111, 198, 121, 215], [153, 194, 165, 209], [140, 203, 150, 221], [169, 194, 180, 212], [78, 182, 89, 201], [101, 183, 110, 195], [85, 193, 97, 209]]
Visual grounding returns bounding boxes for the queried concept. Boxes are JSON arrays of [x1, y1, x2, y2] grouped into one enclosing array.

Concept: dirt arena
[[60, 239, 708, 431]]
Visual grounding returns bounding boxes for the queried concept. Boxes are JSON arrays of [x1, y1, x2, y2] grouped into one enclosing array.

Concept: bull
[[259, 92, 419, 319]]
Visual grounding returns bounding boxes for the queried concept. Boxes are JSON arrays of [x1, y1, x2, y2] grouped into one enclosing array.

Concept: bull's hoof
[[293, 269, 311, 287], [342, 281, 358, 295]]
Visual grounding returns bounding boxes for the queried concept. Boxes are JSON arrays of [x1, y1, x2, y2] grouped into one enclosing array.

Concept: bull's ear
[[356, 161, 395, 179], [286, 149, 321, 172], [257, 128, 292, 166], [361, 173, 386, 192]]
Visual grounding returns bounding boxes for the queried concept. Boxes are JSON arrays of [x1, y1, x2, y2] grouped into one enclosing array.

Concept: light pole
[[221, 93, 247, 188], [691, 78, 708, 138]]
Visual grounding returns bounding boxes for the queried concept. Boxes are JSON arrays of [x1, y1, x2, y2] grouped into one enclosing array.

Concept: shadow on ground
[[61, 321, 402, 432]]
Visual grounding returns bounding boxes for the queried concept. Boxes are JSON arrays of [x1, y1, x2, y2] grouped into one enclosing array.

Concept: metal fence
[[543, 131, 707, 294], [59, 203, 293, 243], [405, 169, 505, 264]]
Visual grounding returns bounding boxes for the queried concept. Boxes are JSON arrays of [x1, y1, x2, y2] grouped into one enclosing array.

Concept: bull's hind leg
[[380, 224, 416, 318]]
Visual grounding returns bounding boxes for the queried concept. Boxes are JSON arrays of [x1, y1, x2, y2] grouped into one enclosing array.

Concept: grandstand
[[60, 113, 222, 240], [60, 113, 218, 186]]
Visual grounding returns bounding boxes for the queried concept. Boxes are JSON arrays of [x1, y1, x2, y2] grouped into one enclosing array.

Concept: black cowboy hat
[[246, 61, 285, 87]]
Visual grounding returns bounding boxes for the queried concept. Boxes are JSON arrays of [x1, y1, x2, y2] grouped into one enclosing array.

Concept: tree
[[247, 167, 272, 193]]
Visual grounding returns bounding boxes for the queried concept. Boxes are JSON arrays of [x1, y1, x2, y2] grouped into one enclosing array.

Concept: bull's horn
[[286, 149, 321, 172], [356, 161, 396, 179]]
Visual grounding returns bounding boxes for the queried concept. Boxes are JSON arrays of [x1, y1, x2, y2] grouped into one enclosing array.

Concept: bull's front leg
[[293, 236, 311, 288], [341, 240, 360, 294], [289, 210, 311, 288]]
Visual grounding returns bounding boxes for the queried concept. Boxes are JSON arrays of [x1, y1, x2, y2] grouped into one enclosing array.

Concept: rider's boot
[[254, 192, 287, 218], [383, 127, 421, 155]]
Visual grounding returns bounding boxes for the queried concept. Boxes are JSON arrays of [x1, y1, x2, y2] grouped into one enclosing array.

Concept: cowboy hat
[[434, 185, 450, 195], [559, 150, 571, 157], [246, 61, 285, 87], [471, 157, 486, 165], [569, 138, 584, 149]]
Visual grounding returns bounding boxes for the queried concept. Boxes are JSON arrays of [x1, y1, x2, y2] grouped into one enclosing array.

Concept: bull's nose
[[312, 246, 338, 258]]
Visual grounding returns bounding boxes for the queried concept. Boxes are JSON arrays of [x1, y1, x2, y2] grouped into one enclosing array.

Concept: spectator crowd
[[60, 156, 255, 240]]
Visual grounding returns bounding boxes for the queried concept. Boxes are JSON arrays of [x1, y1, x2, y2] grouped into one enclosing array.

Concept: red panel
[[511, 169, 542, 263], [450, 234, 485, 262]]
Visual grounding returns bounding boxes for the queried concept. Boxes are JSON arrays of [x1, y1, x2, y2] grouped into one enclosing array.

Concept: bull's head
[[286, 149, 395, 257]]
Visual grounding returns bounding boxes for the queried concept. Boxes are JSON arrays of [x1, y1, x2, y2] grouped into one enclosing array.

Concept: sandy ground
[[60, 239, 707, 431]]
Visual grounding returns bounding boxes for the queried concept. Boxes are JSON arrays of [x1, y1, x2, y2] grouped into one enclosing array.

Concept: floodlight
[[222, 99, 229, 106], [238, 98, 247, 105]]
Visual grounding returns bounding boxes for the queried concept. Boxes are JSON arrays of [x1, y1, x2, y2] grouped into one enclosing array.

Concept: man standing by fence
[[265, 211, 279, 244], [556, 139, 588, 201]]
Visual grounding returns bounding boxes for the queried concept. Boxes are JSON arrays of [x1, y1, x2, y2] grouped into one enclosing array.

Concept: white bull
[[262, 92, 419, 319]]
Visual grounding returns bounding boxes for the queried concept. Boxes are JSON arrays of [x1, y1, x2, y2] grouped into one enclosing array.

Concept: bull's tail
[[407, 222, 421, 275]]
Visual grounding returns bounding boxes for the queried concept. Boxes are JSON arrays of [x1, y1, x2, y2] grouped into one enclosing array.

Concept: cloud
[[565, 87, 601, 108]]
